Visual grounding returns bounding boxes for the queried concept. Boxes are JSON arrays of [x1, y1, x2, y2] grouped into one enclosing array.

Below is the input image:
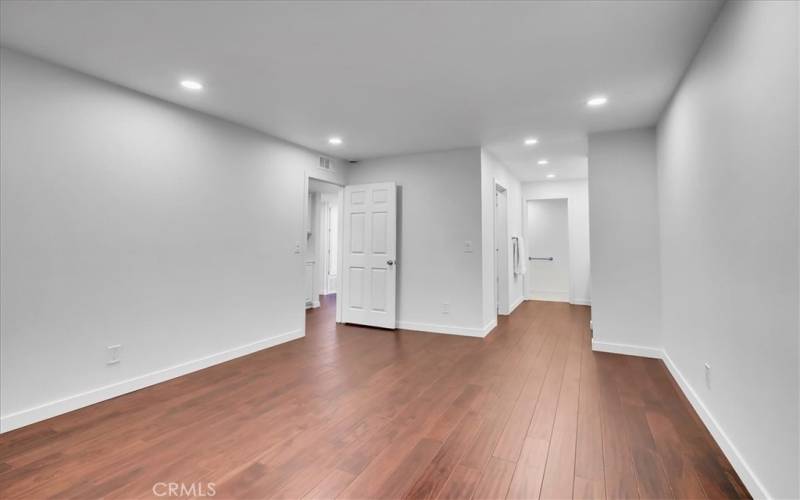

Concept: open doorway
[[321, 196, 338, 296], [305, 178, 343, 313], [525, 198, 570, 302]]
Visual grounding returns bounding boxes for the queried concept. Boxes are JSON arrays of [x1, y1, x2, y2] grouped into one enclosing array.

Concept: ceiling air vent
[[319, 157, 332, 170]]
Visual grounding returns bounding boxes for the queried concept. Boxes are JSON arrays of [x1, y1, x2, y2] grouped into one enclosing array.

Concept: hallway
[[0, 297, 747, 498]]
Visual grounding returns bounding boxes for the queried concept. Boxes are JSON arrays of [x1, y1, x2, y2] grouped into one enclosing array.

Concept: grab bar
[[528, 256, 554, 261]]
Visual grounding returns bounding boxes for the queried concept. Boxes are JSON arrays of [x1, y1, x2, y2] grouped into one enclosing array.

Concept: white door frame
[[335, 188, 344, 322], [323, 201, 331, 294], [303, 174, 345, 322], [319, 196, 339, 296], [494, 181, 510, 316], [320, 199, 330, 294]]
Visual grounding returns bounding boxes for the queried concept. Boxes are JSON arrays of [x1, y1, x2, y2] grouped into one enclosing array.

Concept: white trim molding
[[526, 290, 570, 303], [398, 319, 497, 338], [0, 328, 304, 433], [591, 339, 663, 359], [503, 295, 525, 315], [524, 294, 590, 306], [661, 352, 769, 500]]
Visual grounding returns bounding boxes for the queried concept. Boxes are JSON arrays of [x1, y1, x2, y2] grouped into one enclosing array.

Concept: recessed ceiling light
[[524, 138, 538, 146], [180, 80, 204, 91], [546, 173, 556, 179], [328, 137, 343, 145], [538, 159, 549, 165], [586, 95, 608, 107]]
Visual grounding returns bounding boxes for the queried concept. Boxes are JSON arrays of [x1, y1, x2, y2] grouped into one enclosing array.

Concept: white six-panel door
[[341, 183, 397, 328]]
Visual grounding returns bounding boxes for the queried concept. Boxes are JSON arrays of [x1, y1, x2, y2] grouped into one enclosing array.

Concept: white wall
[[345, 148, 490, 336], [521, 179, 591, 305], [0, 48, 347, 431], [588, 128, 661, 355], [657, 1, 799, 497], [481, 150, 524, 317]]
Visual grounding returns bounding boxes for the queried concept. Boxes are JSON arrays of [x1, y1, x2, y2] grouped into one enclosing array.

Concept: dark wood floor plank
[[0, 297, 750, 500], [436, 464, 483, 500], [472, 456, 516, 500], [573, 317, 607, 500], [506, 308, 574, 499], [506, 437, 549, 500], [595, 353, 642, 500], [539, 306, 583, 499], [405, 412, 484, 500], [365, 437, 443, 499], [492, 313, 558, 462], [617, 356, 678, 500], [302, 468, 356, 500], [458, 392, 516, 472], [645, 411, 707, 499], [337, 378, 483, 498]]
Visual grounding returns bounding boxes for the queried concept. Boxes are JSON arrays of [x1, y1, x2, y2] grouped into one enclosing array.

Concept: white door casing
[[341, 183, 397, 328], [326, 202, 338, 294], [304, 261, 315, 308], [494, 185, 509, 315], [320, 198, 339, 295]]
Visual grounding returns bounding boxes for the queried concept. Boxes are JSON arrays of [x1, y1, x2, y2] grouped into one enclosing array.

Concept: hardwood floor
[[0, 296, 750, 499]]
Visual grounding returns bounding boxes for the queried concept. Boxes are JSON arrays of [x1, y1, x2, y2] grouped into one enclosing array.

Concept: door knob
[[387, 260, 395, 266]]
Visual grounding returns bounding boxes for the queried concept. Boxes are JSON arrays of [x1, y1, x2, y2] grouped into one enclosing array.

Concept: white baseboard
[[519, 295, 590, 306], [506, 295, 525, 315], [526, 290, 570, 303], [482, 318, 498, 336], [591, 339, 663, 359], [0, 328, 304, 433], [661, 352, 769, 500], [524, 291, 592, 311], [398, 319, 496, 338]]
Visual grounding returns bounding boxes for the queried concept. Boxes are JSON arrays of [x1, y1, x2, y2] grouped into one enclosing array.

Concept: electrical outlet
[[463, 240, 473, 253], [293, 241, 301, 254], [704, 362, 712, 389], [107, 344, 121, 365], [442, 302, 450, 314]]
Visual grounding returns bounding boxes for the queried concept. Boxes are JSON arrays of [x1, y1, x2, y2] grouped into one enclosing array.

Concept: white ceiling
[[0, 0, 722, 182]]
